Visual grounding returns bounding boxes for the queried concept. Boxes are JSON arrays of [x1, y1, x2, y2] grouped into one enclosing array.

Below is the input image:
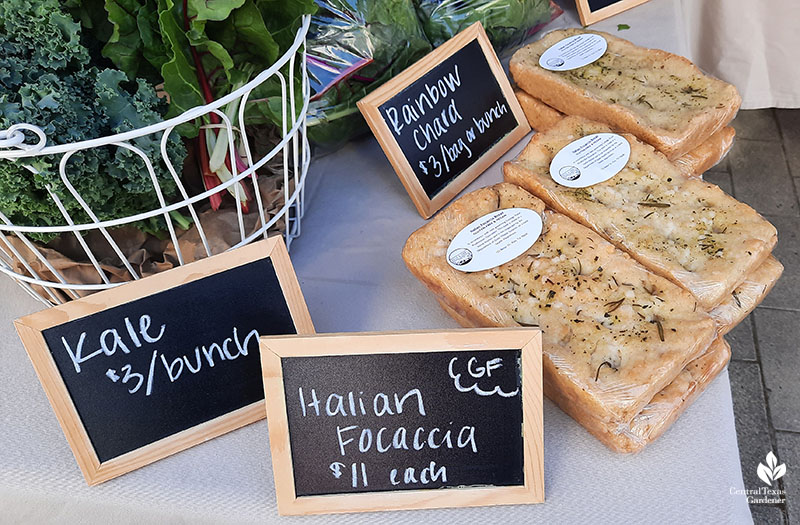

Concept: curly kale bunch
[[0, 0, 186, 242]]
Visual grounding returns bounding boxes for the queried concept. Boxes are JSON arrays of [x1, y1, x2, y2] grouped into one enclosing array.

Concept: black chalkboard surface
[[284, 350, 523, 496], [15, 237, 314, 485], [575, 0, 651, 25], [41, 257, 292, 463], [587, 0, 621, 9], [378, 39, 517, 200], [261, 330, 543, 515], [358, 22, 530, 219]]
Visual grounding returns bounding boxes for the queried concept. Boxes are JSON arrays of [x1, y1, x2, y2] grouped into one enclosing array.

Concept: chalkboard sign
[[376, 39, 518, 201], [358, 23, 530, 219], [575, 0, 652, 25], [260, 329, 543, 515], [15, 237, 314, 485]]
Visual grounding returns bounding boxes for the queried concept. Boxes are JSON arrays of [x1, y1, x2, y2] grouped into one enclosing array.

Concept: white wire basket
[[0, 16, 312, 308]]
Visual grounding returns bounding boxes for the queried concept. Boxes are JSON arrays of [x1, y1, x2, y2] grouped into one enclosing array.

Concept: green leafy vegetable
[[0, 0, 185, 241], [72, 0, 314, 211], [617, 23, 630, 31], [306, 0, 558, 150], [157, 0, 205, 126], [91, 0, 314, 135]]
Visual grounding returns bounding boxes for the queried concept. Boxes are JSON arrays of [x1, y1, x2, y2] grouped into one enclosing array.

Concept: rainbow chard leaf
[[157, 0, 204, 128], [187, 0, 246, 21], [101, 0, 164, 83], [62, 0, 315, 215], [104, 0, 146, 77]]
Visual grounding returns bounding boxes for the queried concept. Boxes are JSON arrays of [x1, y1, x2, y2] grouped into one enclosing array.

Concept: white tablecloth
[[1, 1, 753, 523]]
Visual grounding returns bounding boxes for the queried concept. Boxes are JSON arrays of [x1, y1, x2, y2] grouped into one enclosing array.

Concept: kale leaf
[[0, 0, 185, 242]]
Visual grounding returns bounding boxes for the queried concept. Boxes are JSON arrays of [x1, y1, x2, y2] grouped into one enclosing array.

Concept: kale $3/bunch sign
[[14, 238, 314, 485]]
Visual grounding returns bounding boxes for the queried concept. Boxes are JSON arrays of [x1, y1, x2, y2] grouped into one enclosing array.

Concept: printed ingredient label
[[549, 133, 631, 188], [447, 208, 542, 273], [538, 33, 608, 71]]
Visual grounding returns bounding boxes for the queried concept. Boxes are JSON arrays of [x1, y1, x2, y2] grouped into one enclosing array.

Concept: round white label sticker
[[538, 33, 608, 71], [549, 133, 631, 188], [447, 208, 543, 273]]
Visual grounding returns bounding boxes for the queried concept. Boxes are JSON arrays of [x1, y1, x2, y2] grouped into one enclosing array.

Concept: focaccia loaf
[[548, 336, 730, 453], [674, 126, 736, 178], [510, 28, 741, 159], [515, 88, 564, 132], [403, 183, 717, 425], [504, 116, 777, 309], [513, 89, 734, 177], [710, 256, 783, 335], [437, 280, 730, 454]]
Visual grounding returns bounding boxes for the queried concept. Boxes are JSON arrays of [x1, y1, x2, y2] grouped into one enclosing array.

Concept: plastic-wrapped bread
[[510, 28, 741, 160], [513, 87, 735, 177], [547, 336, 730, 453], [674, 127, 736, 178], [710, 256, 783, 335], [622, 336, 730, 450], [438, 290, 730, 453], [515, 85, 735, 177], [433, 244, 731, 454], [440, 282, 753, 357], [504, 116, 777, 309], [515, 88, 564, 132], [403, 183, 717, 426]]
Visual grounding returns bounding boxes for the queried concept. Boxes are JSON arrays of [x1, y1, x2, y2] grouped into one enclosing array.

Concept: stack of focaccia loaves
[[403, 29, 782, 453], [512, 28, 739, 178]]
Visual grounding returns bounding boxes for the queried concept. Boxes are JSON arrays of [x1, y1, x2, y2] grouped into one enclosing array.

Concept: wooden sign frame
[[357, 22, 530, 219], [575, 0, 652, 25], [14, 236, 314, 485], [260, 328, 543, 515]]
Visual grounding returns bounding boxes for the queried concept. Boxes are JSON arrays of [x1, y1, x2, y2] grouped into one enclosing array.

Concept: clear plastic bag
[[306, 0, 432, 151], [504, 116, 778, 309], [622, 336, 730, 450], [710, 256, 783, 335], [546, 337, 730, 453], [675, 127, 736, 178], [403, 183, 717, 432], [414, 0, 561, 53], [306, 0, 562, 151]]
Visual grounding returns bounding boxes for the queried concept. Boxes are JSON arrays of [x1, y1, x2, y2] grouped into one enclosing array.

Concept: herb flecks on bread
[[403, 183, 716, 425], [504, 116, 777, 309]]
